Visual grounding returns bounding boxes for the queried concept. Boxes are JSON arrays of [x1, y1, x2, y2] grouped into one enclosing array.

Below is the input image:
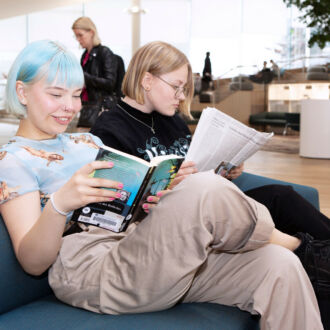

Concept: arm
[[158, 160, 242, 191], [0, 161, 122, 276], [84, 47, 117, 94]]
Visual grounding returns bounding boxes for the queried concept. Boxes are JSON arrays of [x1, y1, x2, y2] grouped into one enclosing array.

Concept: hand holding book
[[71, 146, 184, 232], [167, 160, 198, 189], [54, 160, 124, 216], [142, 189, 170, 213]]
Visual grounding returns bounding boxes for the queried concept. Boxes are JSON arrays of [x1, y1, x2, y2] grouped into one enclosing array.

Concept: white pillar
[[129, 0, 145, 56], [300, 99, 330, 158]]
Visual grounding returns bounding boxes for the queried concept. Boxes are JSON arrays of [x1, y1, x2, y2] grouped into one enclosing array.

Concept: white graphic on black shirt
[[137, 136, 190, 161]]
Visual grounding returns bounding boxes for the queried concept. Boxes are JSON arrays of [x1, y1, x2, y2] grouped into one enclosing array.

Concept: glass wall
[[189, 0, 329, 77], [0, 15, 27, 77], [0, 0, 328, 79], [141, 0, 191, 55]]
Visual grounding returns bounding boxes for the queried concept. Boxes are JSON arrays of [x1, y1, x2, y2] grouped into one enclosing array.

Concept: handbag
[[77, 104, 103, 128]]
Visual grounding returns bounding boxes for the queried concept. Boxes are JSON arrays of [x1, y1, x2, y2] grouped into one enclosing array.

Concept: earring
[[145, 86, 150, 91]]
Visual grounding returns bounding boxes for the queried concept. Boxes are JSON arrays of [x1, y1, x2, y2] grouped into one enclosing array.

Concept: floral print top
[[0, 133, 103, 209]]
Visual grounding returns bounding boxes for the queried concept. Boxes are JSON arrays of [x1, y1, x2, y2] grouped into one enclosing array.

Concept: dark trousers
[[245, 185, 330, 240]]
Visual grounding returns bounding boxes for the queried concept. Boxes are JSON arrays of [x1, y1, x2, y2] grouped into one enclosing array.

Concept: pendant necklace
[[117, 104, 155, 134]]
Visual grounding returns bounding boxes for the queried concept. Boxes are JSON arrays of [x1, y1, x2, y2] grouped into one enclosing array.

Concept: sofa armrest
[[233, 172, 320, 210], [0, 216, 52, 314]]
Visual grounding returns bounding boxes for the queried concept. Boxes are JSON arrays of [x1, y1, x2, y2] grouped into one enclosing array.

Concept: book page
[[101, 144, 151, 166], [186, 107, 273, 172], [150, 154, 184, 167]]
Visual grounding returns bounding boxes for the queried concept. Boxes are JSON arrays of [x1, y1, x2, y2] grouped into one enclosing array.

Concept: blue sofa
[[0, 173, 319, 330]]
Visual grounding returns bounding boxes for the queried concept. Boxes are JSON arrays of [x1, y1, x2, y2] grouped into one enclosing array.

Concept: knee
[[269, 184, 295, 198], [180, 171, 237, 197], [260, 245, 303, 282]]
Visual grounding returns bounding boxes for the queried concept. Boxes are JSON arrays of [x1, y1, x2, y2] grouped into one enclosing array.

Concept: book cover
[[71, 147, 183, 232]]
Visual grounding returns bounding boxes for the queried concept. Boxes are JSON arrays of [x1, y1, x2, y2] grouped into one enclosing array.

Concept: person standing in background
[[72, 16, 118, 131], [202, 51, 212, 91]]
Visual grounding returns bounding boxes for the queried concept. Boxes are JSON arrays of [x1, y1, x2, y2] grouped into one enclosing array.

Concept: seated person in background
[[270, 59, 280, 80], [261, 60, 270, 73], [91, 41, 329, 327], [249, 61, 273, 83]]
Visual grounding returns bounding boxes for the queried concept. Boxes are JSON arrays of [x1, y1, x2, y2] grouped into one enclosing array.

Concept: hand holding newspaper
[[185, 107, 273, 174]]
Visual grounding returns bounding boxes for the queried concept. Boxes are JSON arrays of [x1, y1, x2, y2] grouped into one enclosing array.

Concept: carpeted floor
[[260, 135, 300, 154]]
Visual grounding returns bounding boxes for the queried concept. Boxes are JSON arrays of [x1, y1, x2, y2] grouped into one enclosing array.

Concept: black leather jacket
[[81, 44, 118, 106]]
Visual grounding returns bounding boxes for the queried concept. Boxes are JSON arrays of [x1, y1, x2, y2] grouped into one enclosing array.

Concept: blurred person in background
[[72, 16, 118, 131]]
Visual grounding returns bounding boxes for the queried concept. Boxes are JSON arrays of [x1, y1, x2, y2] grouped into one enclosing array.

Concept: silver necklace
[[117, 104, 155, 134]]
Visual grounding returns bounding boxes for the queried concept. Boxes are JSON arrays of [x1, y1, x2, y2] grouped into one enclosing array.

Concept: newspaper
[[185, 107, 273, 174]]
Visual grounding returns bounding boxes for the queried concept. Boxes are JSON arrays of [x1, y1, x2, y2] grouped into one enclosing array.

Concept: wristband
[[50, 193, 70, 216]]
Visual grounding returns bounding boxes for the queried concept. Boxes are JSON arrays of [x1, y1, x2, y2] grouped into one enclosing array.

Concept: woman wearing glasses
[[91, 41, 329, 327], [1, 39, 324, 330], [90, 42, 193, 166]]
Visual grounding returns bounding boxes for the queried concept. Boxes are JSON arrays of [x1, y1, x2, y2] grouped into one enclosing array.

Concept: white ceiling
[[0, 0, 96, 19]]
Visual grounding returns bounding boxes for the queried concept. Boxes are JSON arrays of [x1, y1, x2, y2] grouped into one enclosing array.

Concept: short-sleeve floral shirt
[[0, 133, 103, 209]]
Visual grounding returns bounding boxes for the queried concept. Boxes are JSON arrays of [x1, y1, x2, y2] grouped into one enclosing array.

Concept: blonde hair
[[122, 41, 194, 117], [72, 16, 101, 47]]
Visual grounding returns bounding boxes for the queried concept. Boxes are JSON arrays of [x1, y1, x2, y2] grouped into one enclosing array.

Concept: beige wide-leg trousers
[[49, 171, 323, 330]]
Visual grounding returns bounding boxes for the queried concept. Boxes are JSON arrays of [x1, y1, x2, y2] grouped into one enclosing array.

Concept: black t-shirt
[[90, 100, 192, 161]]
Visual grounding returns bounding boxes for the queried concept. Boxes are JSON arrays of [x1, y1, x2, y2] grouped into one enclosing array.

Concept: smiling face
[[143, 64, 188, 116], [16, 78, 82, 140]]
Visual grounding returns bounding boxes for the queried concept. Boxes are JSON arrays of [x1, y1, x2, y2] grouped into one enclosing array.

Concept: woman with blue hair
[[0, 40, 323, 330]]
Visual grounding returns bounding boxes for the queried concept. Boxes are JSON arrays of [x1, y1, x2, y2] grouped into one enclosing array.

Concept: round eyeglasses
[[156, 76, 188, 97]]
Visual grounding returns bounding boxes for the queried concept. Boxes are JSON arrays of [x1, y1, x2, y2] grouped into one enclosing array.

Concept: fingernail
[[116, 192, 121, 198], [156, 191, 163, 197], [142, 203, 149, 209], [118, 183, 124, 189], [109, 197, 115, 201], [108, 162, 114, 167], [147, 196, 153, 202]]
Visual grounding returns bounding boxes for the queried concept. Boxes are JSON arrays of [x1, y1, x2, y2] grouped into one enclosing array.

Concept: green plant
[[283, 0, 330, 49]]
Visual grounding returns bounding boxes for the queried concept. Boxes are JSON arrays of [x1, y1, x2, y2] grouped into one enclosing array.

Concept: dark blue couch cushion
[[0, 218, 51, 314], [0, 296, 259, 330], [233, 172, 319, 210]]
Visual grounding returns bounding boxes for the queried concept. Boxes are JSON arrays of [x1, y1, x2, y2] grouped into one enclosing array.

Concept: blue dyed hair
[[6, 40, 84, 118]]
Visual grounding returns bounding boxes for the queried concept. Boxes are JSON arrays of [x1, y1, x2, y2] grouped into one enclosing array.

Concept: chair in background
[[283, 112, 300, 135], [229, 75, 253, 91], [306, 65, 329, 81]]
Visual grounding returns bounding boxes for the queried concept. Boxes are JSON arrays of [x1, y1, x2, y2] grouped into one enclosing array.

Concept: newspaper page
[[185, 107, 273, 173]]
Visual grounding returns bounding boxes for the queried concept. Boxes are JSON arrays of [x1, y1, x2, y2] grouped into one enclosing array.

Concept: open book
[[71, 146, 184, 232], [186, 107, 273, 174]]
